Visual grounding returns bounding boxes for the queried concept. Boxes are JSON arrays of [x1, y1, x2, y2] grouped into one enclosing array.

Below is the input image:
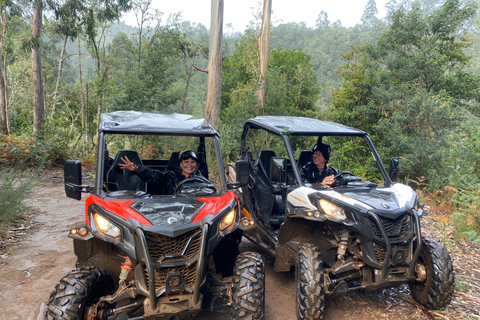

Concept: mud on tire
[[410, 237, 455, 309], [45, 266, 114, 320], [231, 251, 265, 320], [296, 243, 325, 320]]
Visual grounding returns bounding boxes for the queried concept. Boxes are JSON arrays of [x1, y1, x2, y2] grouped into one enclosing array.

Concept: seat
[[257, 150, 276, 179], [106, 150, 147, 192], [297, 150, 313, 169], [166, 151, 181, 172]]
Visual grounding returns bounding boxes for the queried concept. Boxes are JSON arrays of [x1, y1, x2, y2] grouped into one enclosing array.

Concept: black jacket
[[136, 166, 204, 195], [299, 161, 339, 184]]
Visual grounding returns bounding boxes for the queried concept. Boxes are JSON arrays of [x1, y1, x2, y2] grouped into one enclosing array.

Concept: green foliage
[[330, 0, 480, 187], [220, 30, 321, 162], [463, 230, 480, 243], [105, 27, 187, 113], [0, 169, 36, 236], [269, 7, 387, 101], [265, 49, 320, 115]]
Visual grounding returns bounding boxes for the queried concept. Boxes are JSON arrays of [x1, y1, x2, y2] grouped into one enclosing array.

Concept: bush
[[0, 169, 37, 235], [0, 134, 67, 169]]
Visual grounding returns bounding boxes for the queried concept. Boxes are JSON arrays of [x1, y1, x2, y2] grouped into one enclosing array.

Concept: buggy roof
[[245, 116, 366, 136], [99, 111, 219, 136]]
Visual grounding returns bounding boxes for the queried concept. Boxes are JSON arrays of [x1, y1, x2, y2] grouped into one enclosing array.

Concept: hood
[[131, 198, 205, 227], [288, 184, 417, 214], [322, 183, 417, 212]]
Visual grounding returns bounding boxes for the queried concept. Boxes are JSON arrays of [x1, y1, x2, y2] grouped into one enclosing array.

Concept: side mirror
[[389, 157, 399, 183], [236, 160, 250, 187], [270, 157, 286, 184], [64, 160, 92, 200], [64, 160, 82, 200]]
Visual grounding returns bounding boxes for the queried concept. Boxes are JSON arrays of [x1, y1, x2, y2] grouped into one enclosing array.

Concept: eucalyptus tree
[[131, 0, 161, 68], [257, 0, 271, 111], [0, 0, 22, 135], [204, 0, 223, 128], [31, 0, 44, 137]]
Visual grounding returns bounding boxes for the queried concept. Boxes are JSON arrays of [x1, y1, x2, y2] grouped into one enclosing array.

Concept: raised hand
[[119, 156, 139, 172]]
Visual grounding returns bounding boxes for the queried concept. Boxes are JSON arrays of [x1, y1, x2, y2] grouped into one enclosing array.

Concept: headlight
[[319, 199, 346, 220], [219, 209, 236, 231], [93, 213, 121, 238]]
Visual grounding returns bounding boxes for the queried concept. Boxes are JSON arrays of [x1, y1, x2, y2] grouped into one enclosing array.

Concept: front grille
[[369, 215, 411, 241], [143, 228, 202, 291], [144, 263, 197, 291], [145, 228, 202, 264], [373, 242, 411, 265]]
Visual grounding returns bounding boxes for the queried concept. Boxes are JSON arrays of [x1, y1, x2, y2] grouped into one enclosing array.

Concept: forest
[[0, 0, 479, 242]]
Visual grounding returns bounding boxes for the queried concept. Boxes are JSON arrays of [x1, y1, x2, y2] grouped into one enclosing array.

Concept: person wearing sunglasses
[[119, 150, 205, 195]]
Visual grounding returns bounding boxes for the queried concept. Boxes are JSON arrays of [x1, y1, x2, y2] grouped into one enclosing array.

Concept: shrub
[[0, 169, 37, 236], [0, 134, 67, 169]]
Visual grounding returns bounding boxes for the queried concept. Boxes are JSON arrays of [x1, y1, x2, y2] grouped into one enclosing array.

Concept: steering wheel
[[174, 176, 217, 196], [332, 171, 355, 187]]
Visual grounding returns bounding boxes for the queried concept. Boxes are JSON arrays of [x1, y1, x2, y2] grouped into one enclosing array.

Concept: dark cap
[[312, 143, 331, 161], [179, 150, 198, 161]]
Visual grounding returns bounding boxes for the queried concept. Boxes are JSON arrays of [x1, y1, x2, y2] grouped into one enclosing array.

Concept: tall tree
[[0, 0, 22, 135], [179, 39, 207, 113], [31, 0, 45, 137], [257, 0, 271, 111], [132, 0, 160, 68], [204, 0, 223, 128]]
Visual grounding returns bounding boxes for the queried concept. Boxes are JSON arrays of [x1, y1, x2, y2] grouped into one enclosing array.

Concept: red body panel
[[85, 195, 152, 227], [84, 191, 239, 227], [194, 191, 239, 223]]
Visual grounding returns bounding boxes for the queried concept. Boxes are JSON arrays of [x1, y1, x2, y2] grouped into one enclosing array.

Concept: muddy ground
[[0, 172, 478, 320]]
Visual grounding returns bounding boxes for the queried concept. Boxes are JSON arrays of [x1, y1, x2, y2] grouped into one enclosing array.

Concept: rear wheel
[[410, 237, 455, 309], [296, 243, 325, 320], [45, 266, 114, 320], [231, 251, 265, 320]]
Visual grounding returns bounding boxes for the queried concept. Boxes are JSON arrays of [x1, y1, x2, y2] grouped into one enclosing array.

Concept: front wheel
[[296, 243, 325, 320], [410, 237, 455, 309], [45, 266, 115, 320], [231, 251, 265, 320]]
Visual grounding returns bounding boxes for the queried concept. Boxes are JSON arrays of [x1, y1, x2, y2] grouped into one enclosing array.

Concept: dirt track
[[0, 174, 478, 320]]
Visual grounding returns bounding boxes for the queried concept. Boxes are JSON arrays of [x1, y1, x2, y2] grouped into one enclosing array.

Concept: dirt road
[[0, 174, 478, 320]]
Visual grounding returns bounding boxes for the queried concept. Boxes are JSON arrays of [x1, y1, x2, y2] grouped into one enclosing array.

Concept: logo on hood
[[167, 217, 178, 225]]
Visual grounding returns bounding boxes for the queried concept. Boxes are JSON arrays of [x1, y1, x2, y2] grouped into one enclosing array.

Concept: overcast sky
[[121, 0, 390, 31]]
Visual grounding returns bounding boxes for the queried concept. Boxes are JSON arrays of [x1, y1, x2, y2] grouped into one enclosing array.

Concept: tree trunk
[[32, 1, 45, 138], [2, 10, 10, 135], [51, 35, 68, 120], [257, 0, 272, 113], [204, 0, 223, 128], [0, 53, 7, 135], [0, 9, 9, 135], [181, 54, 196, 114], [77, 32, 86, 154]]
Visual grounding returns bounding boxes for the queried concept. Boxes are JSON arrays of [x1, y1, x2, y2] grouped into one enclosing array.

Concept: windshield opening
[[101, 134, 222, 195]]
